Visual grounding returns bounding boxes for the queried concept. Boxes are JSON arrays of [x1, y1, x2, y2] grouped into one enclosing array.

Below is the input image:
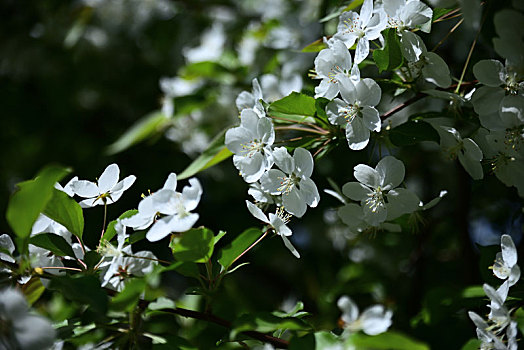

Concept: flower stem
[[230, 229, 269, 268]]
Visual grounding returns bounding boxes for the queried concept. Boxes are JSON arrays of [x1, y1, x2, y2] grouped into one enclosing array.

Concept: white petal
[[283, 188, 307, 218], [360, 0, 373, 26], [386, 188, 420, 220], [342, 182, 373, 201], [281, 235, 300, 258], [361, 106, 381, 132], [337, 296, 359, 323], [354, 38, 370, 64], [182, 178, 202, 212], [163, 173, 177, 191], [473, 59, 505, 87], [360, 305, 392, 335], [362, 200, 387, 226], [98, 164, 120, 193], [146, 217, 173, 242], [72, 180, 99, 198], [273, 147, 294, 174], [338, 74, 357, 104], [298, 177, 320, 207], [356, 78, 381, 106], [234, 154, 266, 183], [260, 169, 287, 195], [79, 197, 99, 208], [354, 164, 380, 188], [501, 234, 518, 267], [346, 117, 370, 150], [269, 213, 292, 236], [246, 201, 270, 224], [293, 148, 314, 178], [168, 213, 199, 233], [400, 31, 426, 62], [338, 203, 366, 231], [376, 156, 405, 189], [112, 175, 136, 193], [423, 52, 451, 88]]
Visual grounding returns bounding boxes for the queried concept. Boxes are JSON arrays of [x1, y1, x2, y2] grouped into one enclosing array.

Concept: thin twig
[[380, 93, 425, 120], [432, 18, 464, 52], [230, 230, 269, 268], [275, 126, 327, 135]]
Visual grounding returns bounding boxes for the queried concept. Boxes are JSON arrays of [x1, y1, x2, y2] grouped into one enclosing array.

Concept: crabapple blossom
[[225, 108, 275, 183], [337, 295, 392, 335], [492, 234, 521, 287], [334, 0, 387, 64], [326, 74, 381, 150], [246, 201, 299, 258], [383, 0, 432, 33], [260, 147, 320, 218], [236, 78, 265, 115], [72, 163, 136, 208]]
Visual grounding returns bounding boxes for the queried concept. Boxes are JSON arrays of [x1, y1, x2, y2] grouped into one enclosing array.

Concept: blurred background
[[1, 0, 522, 348]]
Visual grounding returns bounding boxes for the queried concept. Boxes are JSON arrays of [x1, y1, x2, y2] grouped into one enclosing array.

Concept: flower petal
[[501, 234, 518, 267], [98, 164, 120, 193], [346, 117, 370, 150], [294, 148, 314, 178], [473, 59, 505, 87], [283, 188, 307, 218], [72, 180, 99, 198], [376, 156, 405, 189], [354, 164, 380, 188], [163, 173, 177, 191], [281, 235, 300, 258], [298, 177, 320, 207], [246, 201, 270, 224], [342, 182, 372, 201]]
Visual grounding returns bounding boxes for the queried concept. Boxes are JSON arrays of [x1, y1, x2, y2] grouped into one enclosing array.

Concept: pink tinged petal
[[342, 182, 373, 201], [299, 177, 320, 207], [146, 216, 173, 242], [246, 201, 270, 224], [273, 147, 295, 174], [357, 78, 381, 106], [283, 188, 307, 218], [501, 234, 518, 267], [98, 164, 120, 193], [361, 106, 381, 132], [473, 60, 506, 87], [346, 117, 370, 150], [281, 235, 300, 258], [354, 164, 380, 188], [168, 213, 199, 233], [376, 156, 405, 189], [337, 296, 359, 323], [163, 173, 177, 191], [354, 38, 370, 64], [360, 0, 374, 26], [293, 148, 314, 178], [422, 52, 451, 88], [182, 178, 202, 211], [72, 180, 99, 198], [260, 169, 287, 195]]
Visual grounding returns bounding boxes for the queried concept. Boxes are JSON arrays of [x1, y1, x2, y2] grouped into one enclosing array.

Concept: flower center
[[278, 174, 300, 194], [340, 104, 360, 123], [365, 186, 385, 213], [241, 139, 264, 158], [327, 65, 347, 83], [343, 16, 361, 34], [487, 152, 515, 173], [505, 125, 524, 151], [276, 206, 292, 224]]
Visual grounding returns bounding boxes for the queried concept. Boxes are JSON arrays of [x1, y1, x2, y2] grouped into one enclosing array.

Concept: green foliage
[[102, 209, 138, 243], [302, 38, 327, 52], [177, 129, 233, 180], [106, 111, 170, 155], [22, 277, 46, 306], [170, 227, 215, 263], [461, 339, 482, 350], [389, 120, 440, 146], [29, 233, 76, 257], [373, 29, 403, 73], [218, 227, 263, 270], [230, 312, 311, 339], [346, 332, 430, 350], [433, 8, 455, 22], [111, 278, 147, 312], [49, 275, 108, 314], [6, 165, 71, 239], [268, 92, 317, 123], [44, 188, 84, 240]]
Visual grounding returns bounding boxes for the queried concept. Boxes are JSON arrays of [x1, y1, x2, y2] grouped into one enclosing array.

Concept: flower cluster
[[337, 295, 393, 336], [225, 81, 321, 257], [469, 234, 521, 350]]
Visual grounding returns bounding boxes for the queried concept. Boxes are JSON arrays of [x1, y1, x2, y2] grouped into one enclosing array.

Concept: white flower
[[400, 32, 451, 88], [483, 283, 511, 331], [383, 0, 433, 33], [314, 39, 359, 99], [492, 234, 520, 287], [260, 147, 320, 218], [54, 176, 78, 197], [434, 125, 484, 180], [236, 78, 265, 115], [326, 74, 381, 150], [334, 0, 387, 64], [225, 109, 275, 183], [183, 22, 225, 63], [246, 201, 299, 258], [72, 163, 136, 208], [0, 234, 15, 264], [468, 311, 507, 350], [342, 156, 420, 226], [0, 288, 56, 350], [337, 295, 392, 335], [144, 176, 203, 242]]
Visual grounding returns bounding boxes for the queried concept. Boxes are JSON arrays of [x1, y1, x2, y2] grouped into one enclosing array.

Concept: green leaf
[[346, 331, 430, 350], [49, 275, 108, 314], [170, 227, 215, 263], [102, 209, 138, 243], [268, 92, 317, 123], [218, 227, 263, 270], [111, 278, 147, 312], [6, 164, 71, 239], [515, 307, 524, 335], [461, 339, 482, 350], [29, 233, 76, 257], [230, 312, 311, 339], [43, 188, 84, 239], [343, 0, 365, 12], [177, 129, 233, 180], [22, 277, 46, 306], [302, 38, 327, 52], [214, 230, 226, 246], [389, 120, 439, 146], [433, 8, 455, 22], [106, 111, 170, 155], [373, 28, 403, 73], [179, 61, 231, 81], [161, 261, 200, 279], [461, 285, 485, 298], [289, 333, 316, 350]]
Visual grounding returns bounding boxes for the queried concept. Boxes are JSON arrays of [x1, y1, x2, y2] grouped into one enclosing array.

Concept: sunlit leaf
[[30, 233, 76, 257], [170, 227, 215, 263], [43, 188, 84, 239], [218, 227, 263, 270]]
